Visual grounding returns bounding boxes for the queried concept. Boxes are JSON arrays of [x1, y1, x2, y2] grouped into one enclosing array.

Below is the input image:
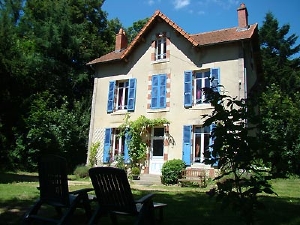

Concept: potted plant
[[131, 167, 141, 180]]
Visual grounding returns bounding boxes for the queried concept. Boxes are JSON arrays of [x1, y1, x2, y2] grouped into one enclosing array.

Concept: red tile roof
[[87, 10, 258, 65]]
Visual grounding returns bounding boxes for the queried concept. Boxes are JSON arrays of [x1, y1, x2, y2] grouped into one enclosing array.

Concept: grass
[[0, 172, 300, 225]]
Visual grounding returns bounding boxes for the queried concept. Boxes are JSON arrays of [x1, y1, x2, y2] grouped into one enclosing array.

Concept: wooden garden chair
[[21, 154, 93, 225], [88, 167, 156, 225]]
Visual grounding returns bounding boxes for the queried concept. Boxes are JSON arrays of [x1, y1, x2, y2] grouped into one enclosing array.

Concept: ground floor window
[[193, 126, 210, 163], [112, 129, 125, 161]]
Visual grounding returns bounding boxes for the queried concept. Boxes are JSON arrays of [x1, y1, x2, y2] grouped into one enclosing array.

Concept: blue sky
[[102, 0, 300, 57]]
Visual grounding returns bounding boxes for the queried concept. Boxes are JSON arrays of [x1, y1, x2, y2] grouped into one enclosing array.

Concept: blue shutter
[[103, 128, 111, 163], [151, 74, 166, 109], [209, 124, 218, 167], [210, 68, 220, 92], [159, 74, 167, 108], [184, 71, 192, 107], [182, 125, 192, 166], [151, 75, 158, 108], [127, 78, 136, 111], [107, 81, 116, 113], [124, 131, 130, 163]]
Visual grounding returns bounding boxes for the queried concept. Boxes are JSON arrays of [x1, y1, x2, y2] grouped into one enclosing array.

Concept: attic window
[[155, 33, 167, 61]]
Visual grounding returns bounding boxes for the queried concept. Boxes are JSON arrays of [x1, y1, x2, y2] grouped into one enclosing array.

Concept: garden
[[0, 171, 300, 225]]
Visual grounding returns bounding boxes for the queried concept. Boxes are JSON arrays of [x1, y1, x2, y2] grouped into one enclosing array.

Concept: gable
[[87, 10, 258, 66]]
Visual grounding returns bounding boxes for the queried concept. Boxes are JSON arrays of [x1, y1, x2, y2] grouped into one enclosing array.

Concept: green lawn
[[0, 172, 300, 225]]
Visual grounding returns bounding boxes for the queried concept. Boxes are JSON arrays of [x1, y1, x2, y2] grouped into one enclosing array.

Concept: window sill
[[147, 108, 170, 113], [152, 59, 169, 64], [111, 110, 128, 115], [190, 104, 214, 110]]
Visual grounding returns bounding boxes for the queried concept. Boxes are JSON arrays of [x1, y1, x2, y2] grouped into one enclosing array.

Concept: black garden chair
[[21, 154, 93, 225], [88, 167, 157, 225]]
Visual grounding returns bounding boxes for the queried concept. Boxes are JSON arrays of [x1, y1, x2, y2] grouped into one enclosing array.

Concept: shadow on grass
[[2, 190, 300, 225], [0, 172, 38, 184]]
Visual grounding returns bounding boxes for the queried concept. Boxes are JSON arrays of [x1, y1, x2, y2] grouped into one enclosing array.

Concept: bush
[[131, 166, 141, 175], [73, 164, 90, 178], [161, 159, 186, 185]]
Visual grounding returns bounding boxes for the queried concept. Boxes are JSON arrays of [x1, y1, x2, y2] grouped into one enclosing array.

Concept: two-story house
[[87, 3, 261, 176]]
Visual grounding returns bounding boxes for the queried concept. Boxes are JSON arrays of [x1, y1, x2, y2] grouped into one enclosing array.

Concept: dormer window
[[155, 33, 167, 60], [151, 32, 169, 62]]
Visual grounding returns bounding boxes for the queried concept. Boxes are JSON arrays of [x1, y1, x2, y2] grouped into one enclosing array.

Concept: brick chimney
[[237, 3, 249, 29], [115, 28, 128, 51]]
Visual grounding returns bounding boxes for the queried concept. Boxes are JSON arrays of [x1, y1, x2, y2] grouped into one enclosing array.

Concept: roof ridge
[[191, 23, 258, 36]]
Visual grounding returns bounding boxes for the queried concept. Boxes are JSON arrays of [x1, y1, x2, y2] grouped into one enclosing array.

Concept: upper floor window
[[184, 68, 220, 108], [151, 74, 167, 109], [155, 34, 167, 61], [116, 81, 128, 110], [107, 78, 136, 113]]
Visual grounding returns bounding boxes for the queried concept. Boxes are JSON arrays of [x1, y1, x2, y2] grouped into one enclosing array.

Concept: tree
[[125, 17, 148, 43], [203, 87, 275, 225], [0, 0, 121, 170], [259, 12, 300, 177]]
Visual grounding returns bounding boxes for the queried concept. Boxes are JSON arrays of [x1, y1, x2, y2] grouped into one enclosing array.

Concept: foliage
[[118, 114, 169, 167], [161, 159, 186, 185], [73, 164, 90, 178], [114, 154, 126, 170], [89, 142, 100, 167], [0, 0, 121, 170], [202, 86, 276, 225], [258, 12, 300, 177], [259, 84, 300, 176], [125, 17, 149, 43], [131, 166, 141, 175]]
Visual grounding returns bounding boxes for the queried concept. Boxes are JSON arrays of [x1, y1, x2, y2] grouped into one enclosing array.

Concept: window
[[116, 81, 128, 110], [151, 74, 166, 109], [155, 34, 166, 61], [103, 128, 129, 163], [194, 71, 210, 104], [184, 68, 220, 107], [107, 78, 136, 113], [182, 125, 214, 166], [152, 128, 165, 157], [193, 126, 210, 163]]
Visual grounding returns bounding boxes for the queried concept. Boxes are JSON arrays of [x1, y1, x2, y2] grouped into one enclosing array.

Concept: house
[[86, 3, 261, 176]]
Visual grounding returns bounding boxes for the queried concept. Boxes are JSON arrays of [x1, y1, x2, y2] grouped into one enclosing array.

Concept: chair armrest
[[135, 193, 154, 204], [70, 188, 94, 195]]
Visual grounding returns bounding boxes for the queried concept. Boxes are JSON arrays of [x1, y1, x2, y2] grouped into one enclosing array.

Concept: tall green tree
[[0, 0, 26, 168], [259, 12, 300, 176], [125, 17, 148, 43], [0, 0, 121, 170]]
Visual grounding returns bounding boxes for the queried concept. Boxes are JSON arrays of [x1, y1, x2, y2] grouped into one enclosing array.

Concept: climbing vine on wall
[[118, 114, 169, 166]]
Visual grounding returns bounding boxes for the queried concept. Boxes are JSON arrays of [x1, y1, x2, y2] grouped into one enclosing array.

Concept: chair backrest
[[38, 155, 70, 207], [89, 167, 138, 215]]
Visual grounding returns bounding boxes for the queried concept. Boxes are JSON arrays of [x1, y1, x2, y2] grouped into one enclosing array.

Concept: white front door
[[149, 128, 164, 174]]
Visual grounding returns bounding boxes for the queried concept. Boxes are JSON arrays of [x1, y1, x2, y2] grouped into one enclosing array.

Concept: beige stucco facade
[[87, 8, 260, 175]]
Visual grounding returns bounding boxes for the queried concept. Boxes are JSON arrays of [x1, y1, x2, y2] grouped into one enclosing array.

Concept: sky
[[102, 0, 300, 57]]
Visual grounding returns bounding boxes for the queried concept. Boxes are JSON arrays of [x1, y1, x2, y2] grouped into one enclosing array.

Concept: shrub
[[89, 142, 100, 166], [73, 164, 90, 178], [131, 166, 141, 175], [161, 159, 186, 185]]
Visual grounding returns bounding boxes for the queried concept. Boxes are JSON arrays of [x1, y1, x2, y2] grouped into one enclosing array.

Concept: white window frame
[[112, 129, 125, 161], [193, 70, 210, 105], [116, 80, 129, 110], [155, 34, 166, 61], [193, 126, 210, 164]]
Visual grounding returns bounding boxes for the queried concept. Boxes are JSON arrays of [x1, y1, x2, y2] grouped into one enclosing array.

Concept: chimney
[[237, 3, 249, 29], [115, 28, 128, 51]]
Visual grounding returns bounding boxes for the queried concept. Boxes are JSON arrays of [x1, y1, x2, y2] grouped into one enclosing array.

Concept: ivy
[[118, 114, 169, 167]]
